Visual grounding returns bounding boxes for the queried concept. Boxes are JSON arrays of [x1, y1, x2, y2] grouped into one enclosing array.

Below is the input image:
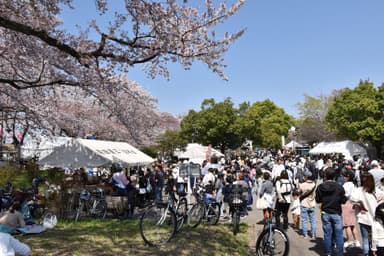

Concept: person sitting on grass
[[0, 201, 25, 234]]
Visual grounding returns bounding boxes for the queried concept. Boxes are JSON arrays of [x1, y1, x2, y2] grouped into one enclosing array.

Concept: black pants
[[275, 201, 290, 229], [126, 187, 136, 216]]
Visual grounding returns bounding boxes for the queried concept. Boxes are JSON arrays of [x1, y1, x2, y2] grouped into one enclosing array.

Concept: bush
[[0, 163, 30, 189]]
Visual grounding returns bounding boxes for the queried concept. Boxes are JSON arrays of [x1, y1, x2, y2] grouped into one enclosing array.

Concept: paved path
[[245, 197, 364, 256]]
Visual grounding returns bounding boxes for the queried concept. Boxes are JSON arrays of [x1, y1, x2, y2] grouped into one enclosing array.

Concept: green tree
[[296, 94, 336, 145], [180, 98, 242, 151], [242, 100, 294, 148], [326, 80, 384, 156], [157, 130, 188, 156]]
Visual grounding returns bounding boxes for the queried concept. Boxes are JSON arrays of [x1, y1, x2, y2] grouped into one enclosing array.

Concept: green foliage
[[179, 98, 294, 150], [157, 130, 188, 154], [180, 98, 242, 151], [295, 94, 336, 144], [325, 80, 384, 155], [241, 100, 294, 148], [141, 145, 160, 158], [0, 163, 30, 189], [25, 159, 40, 182]]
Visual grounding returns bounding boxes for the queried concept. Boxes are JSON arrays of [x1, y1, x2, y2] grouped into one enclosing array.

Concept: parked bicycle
[[139, 191, 188, 246], [255, 209, 289, 256], [75, 188, 107, 221], [186, 184, 220, 228], [228, 184, 247, 235]]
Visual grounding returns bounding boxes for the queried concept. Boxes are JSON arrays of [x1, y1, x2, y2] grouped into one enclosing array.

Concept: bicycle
[[228, 184, 247, 235], [139, 191, 187, 246], [255, 209, 290, 256], [75, 188, 107, 221], [186, 184, 220, 228]]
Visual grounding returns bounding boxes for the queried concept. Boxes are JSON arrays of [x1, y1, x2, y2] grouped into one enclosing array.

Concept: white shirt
[[291, 198, 301, 215], [372, 219, 384, 251], [271, 164, 285, 180], [369, 168, 384, 190], [202, 172, 215, 187], [0, 233, 31, 256], [343, 181, 356, 198]]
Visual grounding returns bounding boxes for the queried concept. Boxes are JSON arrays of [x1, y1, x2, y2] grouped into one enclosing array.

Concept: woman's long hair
[[360, 173, 375, 194]]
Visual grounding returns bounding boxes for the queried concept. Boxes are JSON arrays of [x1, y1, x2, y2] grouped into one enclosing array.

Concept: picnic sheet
[[17, 224, 47, 234]]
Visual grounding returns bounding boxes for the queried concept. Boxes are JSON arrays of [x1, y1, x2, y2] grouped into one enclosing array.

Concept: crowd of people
[[57, 150, 384, 256], [3, 148, 384, 256]]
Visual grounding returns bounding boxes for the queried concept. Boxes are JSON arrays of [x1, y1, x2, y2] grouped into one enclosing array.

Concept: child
[[290, 190, 301, 229], [372, 202, 384, 256]]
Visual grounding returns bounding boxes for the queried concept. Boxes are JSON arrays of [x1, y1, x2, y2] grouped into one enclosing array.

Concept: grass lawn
[[18, 219, 249, 256]]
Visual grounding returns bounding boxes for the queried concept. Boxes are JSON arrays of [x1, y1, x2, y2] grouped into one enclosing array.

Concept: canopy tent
[[174, 143, 224, 164], [38, 138, 154, 168], [21, 136, 71, 160], [309, 140, 367, 160], [284, 140, 303, 149]]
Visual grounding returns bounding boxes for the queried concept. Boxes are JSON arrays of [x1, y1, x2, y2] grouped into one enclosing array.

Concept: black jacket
[[315, 180, 347, 215]]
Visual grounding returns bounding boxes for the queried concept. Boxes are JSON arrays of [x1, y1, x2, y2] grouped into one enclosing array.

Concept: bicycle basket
[[80, 190, 91, 200]]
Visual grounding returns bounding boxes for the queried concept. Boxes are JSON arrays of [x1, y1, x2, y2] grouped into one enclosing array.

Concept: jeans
[[321, 212, 344, 256], [360, 223, 371, 256], [155, 185, 163, 203], [301, 206, 316, 237]]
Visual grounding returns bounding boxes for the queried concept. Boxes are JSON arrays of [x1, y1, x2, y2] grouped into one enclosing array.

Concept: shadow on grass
[[19, 219, 249, 256]]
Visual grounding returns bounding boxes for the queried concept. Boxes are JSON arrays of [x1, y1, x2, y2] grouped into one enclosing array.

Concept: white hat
[[371, 160, 379, 167]]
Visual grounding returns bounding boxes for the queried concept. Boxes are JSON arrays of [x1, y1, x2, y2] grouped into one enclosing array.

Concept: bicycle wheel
[[139, 205, 177, 246], [175, 197, 187, 232], [255, 227, 289, 256], [93, 199, 107, 219], [186, 202, 205, 228], [207, 203, 220, 225], [232, 211, 240, 235]]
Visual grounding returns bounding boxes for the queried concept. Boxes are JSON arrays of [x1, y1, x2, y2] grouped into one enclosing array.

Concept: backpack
[[279, 180, 293, 201]]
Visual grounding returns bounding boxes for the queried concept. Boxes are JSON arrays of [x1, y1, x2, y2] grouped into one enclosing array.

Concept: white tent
[[21, 136, 71, 159], [309, 140, 367, 160], [174, 143, 224, 164], [38, 138, 154, 168], [284, 140, 303, 149]]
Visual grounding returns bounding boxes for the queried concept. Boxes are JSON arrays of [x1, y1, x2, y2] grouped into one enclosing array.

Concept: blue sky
[[61, 1, 384, 118]]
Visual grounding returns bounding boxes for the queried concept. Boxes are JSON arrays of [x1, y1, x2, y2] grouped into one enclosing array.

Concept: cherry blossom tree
[[0, 0, 244, 146]]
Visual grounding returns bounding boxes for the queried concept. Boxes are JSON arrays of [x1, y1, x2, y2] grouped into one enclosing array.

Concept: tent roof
[[38, 138, 154, 168], [284, 140, 303, 149], [309, 140, 367, 160], [174, 143, 224, 161], [21, 136, 71, 159]]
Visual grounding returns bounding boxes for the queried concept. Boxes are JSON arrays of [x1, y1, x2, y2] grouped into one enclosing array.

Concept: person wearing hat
[[369, 160, 384, 190]]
